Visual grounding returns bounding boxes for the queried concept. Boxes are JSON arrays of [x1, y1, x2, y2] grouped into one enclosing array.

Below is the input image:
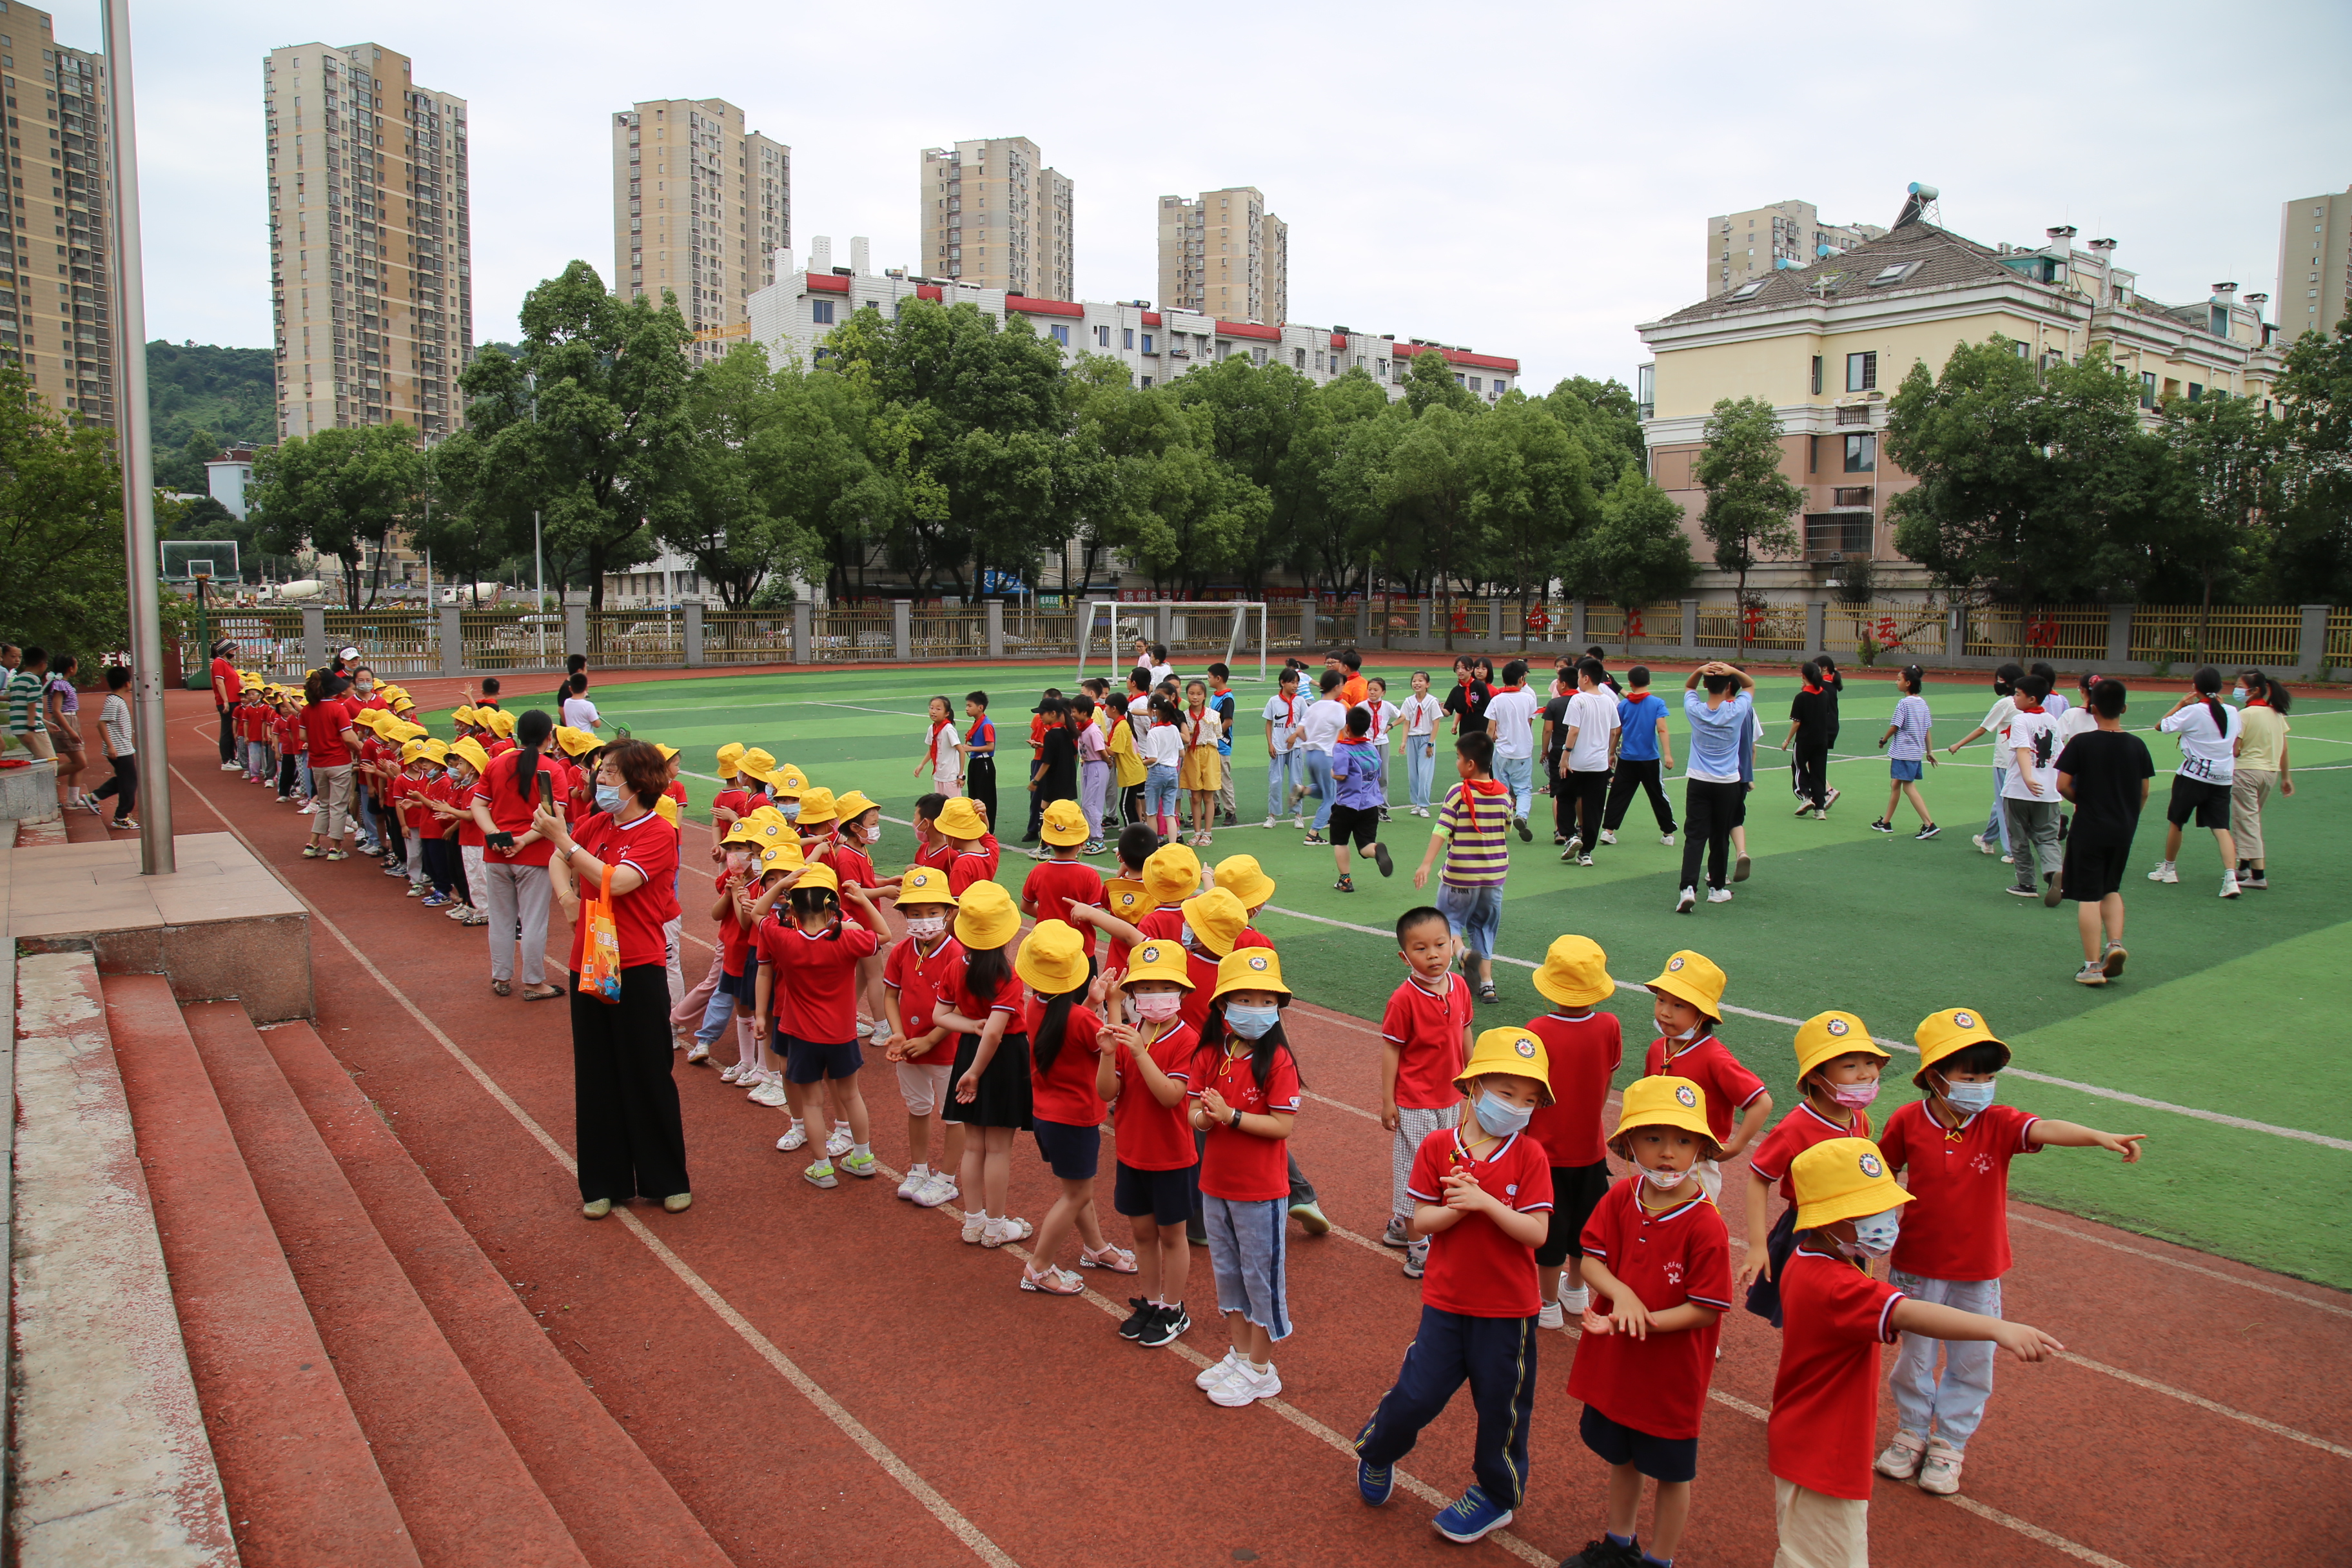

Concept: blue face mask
[[594, 783, 625, 814], [1941, 1077, 1997, 1115], [1475, 1091, 1532, 1137], [1225, 1004, 1280, 1040]]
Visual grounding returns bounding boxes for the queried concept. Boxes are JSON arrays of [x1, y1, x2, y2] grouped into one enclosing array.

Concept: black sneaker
[[1302, 832, 1328, 845], [1514, 815, 1533, 842], [1019, 832, 1040, 844], [1868, 819, 1894, 834], [1915, 823, 1941, 840], [1138, 1302, 1190, 1347], [1117, 1296, 1153, 1340], [1373, 842, 1394, 877], [1335, 874, 1355, 893], [1222, 812, 1238, 827], [1560, 1537, 1642, 1568]]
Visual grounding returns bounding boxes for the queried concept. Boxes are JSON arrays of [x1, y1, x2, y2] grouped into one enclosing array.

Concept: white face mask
[[1847, 1208, 1903, 1257], [1638, 1162, 1691, 1192], [905, 914, 946, 941]]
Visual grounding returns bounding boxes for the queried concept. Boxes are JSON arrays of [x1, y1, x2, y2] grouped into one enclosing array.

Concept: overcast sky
[[86, 0, 2352, 389]]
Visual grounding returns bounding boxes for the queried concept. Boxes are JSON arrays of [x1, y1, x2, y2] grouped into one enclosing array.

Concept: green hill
[[147, 340, 276, 489]]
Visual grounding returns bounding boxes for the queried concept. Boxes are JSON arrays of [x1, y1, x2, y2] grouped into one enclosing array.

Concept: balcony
[[1805, 514, 1873, 562]]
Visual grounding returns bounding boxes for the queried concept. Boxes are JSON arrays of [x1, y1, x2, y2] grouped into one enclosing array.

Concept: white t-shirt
[[1132, 660, 1173, 692], [2056, 707, 2098, 745], [2001, 707, 2061, 801], [2159, 699, 2239, 784], [1484, 685, 1541, 760], [1401, 692, 1443, 737], [562, 694, 600, 730], [1139, 723, 1183, 770], [1262, 691, 1306, 750], [1979, 696, 2017, 763], [1366, 698, 1402, 743], [1300, 696, 1348, 752], [1563, 688, 1620, 773]]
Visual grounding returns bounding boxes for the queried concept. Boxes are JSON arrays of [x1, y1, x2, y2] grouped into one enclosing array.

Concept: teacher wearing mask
[[533, 738, 689, 1219]]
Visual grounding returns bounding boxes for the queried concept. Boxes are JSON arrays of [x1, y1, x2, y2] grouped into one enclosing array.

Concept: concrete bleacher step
[[177, 1001, 593, 1568], [99, 972, 420, 1568], [255, 1016, 734, 1568]]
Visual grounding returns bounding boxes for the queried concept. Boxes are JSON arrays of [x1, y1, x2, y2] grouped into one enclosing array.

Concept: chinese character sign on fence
[[1525, 605, 1551, 634], [1741, 604, 1766, 640], [1625, 610, 1645, 640], [1875, 616, 1903, 651], [2026, 615, 2060, 651]]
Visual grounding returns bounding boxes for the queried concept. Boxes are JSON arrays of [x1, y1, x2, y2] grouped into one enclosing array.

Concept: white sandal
[[1080, 1242, 1138, 1274]]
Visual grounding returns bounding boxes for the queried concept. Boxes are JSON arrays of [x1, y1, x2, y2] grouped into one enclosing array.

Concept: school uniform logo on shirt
[[1970, 1153, 1995, 1176], [1675, 1084, 1698, 1108], [1858, 1153, 1885, 1179], [1665, 1261, 1685, 1286]]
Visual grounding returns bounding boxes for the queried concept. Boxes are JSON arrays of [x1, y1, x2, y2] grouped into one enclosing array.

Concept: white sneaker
[[1676, 885, 1697, 914], [1561, 1285, 1591, 1313], [1707, 887, 1734, 903], [1970, 834, 1995, 856], [1916, 1437, 1964, 1495], [1293, 814, 1305, 828], [2148, 861, 2179, 883], [1208, 1360, 1281, 1407], [825, 1126, 854, 1159], [220, 760, 242, 770], [1538, 1300, 1565, 1329], [1194, 1348, 1243, 1389], [1598, 830, 1617, 845], [1262, 816, 1278, 829], [750, 1075, 792, 1109], [685, 1039, 710, 1064], [913, 1171, 961, 1209], [2219, 872, 2240, 899], [1660, 832, 1674, 847], [720, 1061, 745, 1084], [897, 1164, 930, 1200]]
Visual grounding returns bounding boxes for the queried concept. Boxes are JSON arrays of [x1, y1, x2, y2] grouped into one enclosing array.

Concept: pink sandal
[[1020, 1264, 1084, 1295], [1080, 1242, 1138, 1274]]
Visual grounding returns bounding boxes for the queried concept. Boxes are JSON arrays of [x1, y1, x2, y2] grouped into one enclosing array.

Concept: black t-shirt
[[1035, 727, 1079, 796], [1444, 680, 1491, 736], [1542, 694, 1573, 774], [1821, 671, 1844, 744], [1212, 691, 1237, 741], [2055, 730, 2153, 847], [1788, 687, 1831, 745]]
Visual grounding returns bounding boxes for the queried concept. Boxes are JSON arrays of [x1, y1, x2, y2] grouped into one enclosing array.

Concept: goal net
[[1077, 600, 1269, 685]]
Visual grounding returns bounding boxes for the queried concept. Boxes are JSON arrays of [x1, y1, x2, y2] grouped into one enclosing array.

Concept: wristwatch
[[1228, 1106, 1244, 1128]]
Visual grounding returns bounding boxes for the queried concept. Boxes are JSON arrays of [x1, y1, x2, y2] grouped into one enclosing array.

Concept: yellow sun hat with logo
[[399, 736, 436, 765], [479, 707, 516, 738], [1142, 842, 1202, 906], [446, 737, 492, 777], [1039, 799, 1089, 847], [1124, 937, 1196, 990], [1211, 854, 1275, 911], [1211, 946, 1289, 1002], [553, 726, 601, 758], [1791, 1136, 1914, 1230], [1609, 1075, 1721, 1159], [758, 840, 805, 874], [1645, 950, 1726, 1021], [1455, 1026, 1555, 1103], [954, 881, 1020, 951], [735, 746, 777, 785], [934, 796, 988, 839], [896, 865, 958, 907], [1533, 935, 1614, 1009], [1795, 1010, 1890, 1082], [790, 861, 839, 894], [772, 762, 808, 798], [1015, 919, 1090, 996], [1913, 1006, 2010, 1083], [832, 789, 879, 825], [1179, 887, 1251, 957]]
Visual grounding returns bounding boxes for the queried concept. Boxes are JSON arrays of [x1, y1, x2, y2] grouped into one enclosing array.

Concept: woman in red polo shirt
[[531, 738, 689, 1219]]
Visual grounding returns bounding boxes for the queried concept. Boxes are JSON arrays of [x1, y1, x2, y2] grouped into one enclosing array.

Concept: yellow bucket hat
[[452, 705, 480, 726], [480, 708, 516, 738], [1912, 1006, 2009, 1083], [1124, 937, 1196, 990], [1142, 842, 1202, 906], [1791, 1137, 1914, 1231], [741, 810, 796, 848], [792, 861, 839, 894], [1039, 798, 1089, 847], [1795, 1010, 1890, 1082], [722, 820, 763, 845], [896, 865, 958, 906], [652, 795, 680, 826], [652, 743, 680, 761], [399, 736, 435, 765], [954, 881, 1020, 952], [446, 737, 491, 776], [1455, 1026, 1555, 1103], [419, 738, 449, 765], [1179, 887, 1250, 957], [1533, 935, 1614, 1009], [796, 787, 839, 827], [715, 741, 747, 776], [772, 763, 808, 798], [1211, 946, 1288, 1001], [832, 790, 879, 825], [1014, 919, 1090, 996], [1610, 1075, 1721, 1159], [758, 839, 807, 874], [554, 726, 602, 758], [934, 797, 988, 839], [1645, 950, 1726, 1021], [1211, 854, 1275, 910], [736, 747, 777, 785], [1102, 876, 1146, 923]]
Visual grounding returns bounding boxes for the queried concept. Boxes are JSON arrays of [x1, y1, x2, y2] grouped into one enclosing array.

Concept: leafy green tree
[[450, 262, 693, 609], [409, 433, 528, 604], [145, 340, 275, 462], [0, 362, 148, 652], [2263, 311, 2352, 603], [1694, 395, 1803, 634], [1401, 348, 1478, 415], [1567, 466, 1699, 647], [152, 424, 220, 493], [2150, 391, 2278, 632], [1547, 375, 1647, 475], [1384, 405, 1483, 644], [1467, 395, 1601, 645], [749, 363, 879, 602], [1280, 369, 1393, 596], [249, 422, 424, 607]]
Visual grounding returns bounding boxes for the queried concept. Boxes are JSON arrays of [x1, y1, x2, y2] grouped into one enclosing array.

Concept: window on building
[[1468, 377, 1482, 392], [2188, 382, 2203, 402], [1141, 332, 1153, 353], [1050, 324, 1069, 346], [1141, 375, 1152, 389], [1295, 348, 1307, 369], [1810, 355, 1822, 395], [810, 299, 834, 324], [1808, 435, 1819, 474], [1095, 324, 1110, 348], [1843, 433, 1876, 473], [1806, 514, 1874, 556], [1832, 486, 1873, 508], [1730, 280, 1766, 300], [1122, 327, 1134, 349], [1845, 351, 1876, 392]]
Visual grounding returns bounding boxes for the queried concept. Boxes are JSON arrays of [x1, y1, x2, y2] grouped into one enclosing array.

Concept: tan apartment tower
[[614, 99, 789, 364], [263, 41, 469, 441], [0, 6, 118, 428], [919, 137, 1073, 299], [2278, 186, 2351, 341], [1705, 199, 1884, 299], [1159, 187, 1287, 324]]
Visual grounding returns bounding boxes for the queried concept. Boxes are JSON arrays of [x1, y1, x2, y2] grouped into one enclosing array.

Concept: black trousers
[[1121, 780, 1145, 826], [1794, 741, 1830, 809], [278, 752, 300, 796], [1355, 1306, 1540, 1508], [93, 753, 138, 819], [422, 836, 459, 896], [966, 754, 997, 834], [1560, 769, 1609, 853], [1603, 757, 1677, 834], [1681, 779, 1745, 890], [571, 962, 691, 1204], [215, 703, 237, 763]]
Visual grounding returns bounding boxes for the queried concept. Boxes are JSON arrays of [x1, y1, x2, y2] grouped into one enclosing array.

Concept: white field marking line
[[2007, 1213, 2352, 1318], [166, 762, 1028, 1568], [1262, 904, 2351, 1151], [2053, 1351, 2352, 1461]]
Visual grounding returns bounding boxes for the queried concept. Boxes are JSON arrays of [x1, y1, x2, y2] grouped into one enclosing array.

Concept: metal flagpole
[[102, 0, 171, 872]]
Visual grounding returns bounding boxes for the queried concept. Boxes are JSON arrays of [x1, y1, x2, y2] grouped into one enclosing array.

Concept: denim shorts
[[1203, 1193, 1291, 1341], [1890, 758, 1923, 782], [1144, 763, 1182, 816], [1436, 881, 1504, 959], [782, 1032, 862, 1084]]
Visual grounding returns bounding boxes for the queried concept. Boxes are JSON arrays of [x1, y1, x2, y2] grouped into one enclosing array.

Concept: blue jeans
[[1436, 881, 1504, 960], [1372, 747, 1391, 806], [1496, 752, 1534, 819], [1266, 748, 1302, 819], [1301, 748, 1335, 831], [1888, 1273, 2002, 1451], [245, 739, 268, 777], [1982, 767, 2014, 853], [1355, 1306, 1540, 1509], [1144, 763, 1182, 819], [695, 987, 740, 1046], [1405, 736, 1436, 808]]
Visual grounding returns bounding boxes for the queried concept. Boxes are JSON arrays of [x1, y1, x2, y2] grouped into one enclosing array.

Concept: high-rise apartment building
[[2278, 186, 2351, 341], [918, 137, 1073, 299], [263, 41, 469, 441], [1705, 199, 1884, 298], [1158, 187, 1287, 324], [0, 6, 117, 428], [612, 99, 789, 362]]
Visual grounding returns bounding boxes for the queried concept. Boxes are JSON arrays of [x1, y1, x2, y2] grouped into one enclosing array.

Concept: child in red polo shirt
[[1559, 1075, 1732, 1568], [1021, 799, 1106, 959], [1097, 938, 1200, 1348], [1524, 935, 1622, 1328], [1640, 950, 1772, 1198], [751, 864, 885, 1190], [1353, 1028, 1555, 1547], [1772, 1137, 2064, 1568], [1870, 1008, 2144, 1496], [880, 867, 965, 1210], [933, 797, 999, 894], [1382, 906, 1475, 1279], [1738, 1010, 1890, 1326]]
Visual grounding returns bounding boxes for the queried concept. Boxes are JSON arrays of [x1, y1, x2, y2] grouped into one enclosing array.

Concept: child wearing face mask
[[880, 868, 965, 1210], [1738, 1012, 1892, 1326], [1640, 952, 1771, 1200], [1558, 1075, 1734, 1568], [1097, 940, 1201, 1348], [1773, 1138, 2067, 1563], [1353, 1028, 1556, 1547], [1868, 1009, 2144, 1498], [821, 792, 896, 1047], [698, 823, 767, 1075]]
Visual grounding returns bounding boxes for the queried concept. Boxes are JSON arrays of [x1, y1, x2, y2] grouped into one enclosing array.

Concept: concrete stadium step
[[177, 1001, 593, 1568], [99, 971, 420, 1568], [257, 1017, 734, 1568]]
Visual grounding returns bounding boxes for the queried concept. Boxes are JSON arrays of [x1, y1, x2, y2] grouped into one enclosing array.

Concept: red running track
[[133, 685, 2351, 1567]]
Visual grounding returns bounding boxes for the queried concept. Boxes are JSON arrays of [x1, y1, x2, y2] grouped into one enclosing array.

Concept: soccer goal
[[1077, 599, 1269, 685]]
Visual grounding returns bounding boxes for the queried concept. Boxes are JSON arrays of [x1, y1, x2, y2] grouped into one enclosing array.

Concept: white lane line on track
[[2006, 1213, 2352, 1318], [2054, 1351, 2352, 1460], [167, 761, 1028, 1568]]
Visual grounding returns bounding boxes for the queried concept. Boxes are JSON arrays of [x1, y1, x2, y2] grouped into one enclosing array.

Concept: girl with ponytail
[[1008, 920, 1133, 1296], [2228, 671, 2293, 890], [2150, 667, 2244, 896]]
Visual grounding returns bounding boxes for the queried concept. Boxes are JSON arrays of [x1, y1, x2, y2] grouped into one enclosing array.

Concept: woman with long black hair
[[469, 707, 564, 998], [2148, 666, 2242, 897], [531, 738, 689, 1217]]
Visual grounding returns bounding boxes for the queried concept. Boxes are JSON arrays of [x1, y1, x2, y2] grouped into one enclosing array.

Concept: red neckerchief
[[1492, 681, 1526, 695], [1802, 680, 1824, 696], [1458, 775, 1508, 832], [924, 719, 953, 769], [2015, 701, 2045, 714], [2246, 697, 2271, 709], [1336, 733, 1373, 748], [1188, 709, 1208, 746]]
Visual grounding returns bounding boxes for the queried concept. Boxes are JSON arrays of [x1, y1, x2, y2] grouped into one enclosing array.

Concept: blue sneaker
[[420, 893, 449, 908], [1357, 1458, 1393, 1506], [1433, 1485, 1513, 1544]]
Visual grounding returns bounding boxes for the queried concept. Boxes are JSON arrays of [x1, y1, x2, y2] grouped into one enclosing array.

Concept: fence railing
[[324, 609, 434, 678], [2126, 605, 2304, 668], [702, 610, 794, 666], [461, 611, 562, 671], [1965, 604, 2110, 662], [1824, 601, 1946, 661], [2331, 608, 2352, 668], [908, 607, 989, 662], [809, 603, 897, 662], [1003, 607, 1076, 658], [1585, 603, 1685, 651], [187, 610, 308, 683], [1694, 602, 1808, 652], [586, 610, 685, 669]]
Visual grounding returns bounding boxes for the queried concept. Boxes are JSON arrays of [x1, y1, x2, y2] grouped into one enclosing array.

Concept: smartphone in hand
[[537, 772, 556, 814]]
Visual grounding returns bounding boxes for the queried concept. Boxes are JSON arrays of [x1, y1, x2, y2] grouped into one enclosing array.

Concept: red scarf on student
[[1457, 775, 1509, 831], [2245, 696, 2271, 709], [1491, 681, 1526, 695], [2015, 700, 2044, 714], [1188, 709, 1210, 747], [924, 719, 953, 770], [1801, 680, 1825, 696]]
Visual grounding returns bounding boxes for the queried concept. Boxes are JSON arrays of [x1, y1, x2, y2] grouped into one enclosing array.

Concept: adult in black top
[[1443, 657, 1491, 737]]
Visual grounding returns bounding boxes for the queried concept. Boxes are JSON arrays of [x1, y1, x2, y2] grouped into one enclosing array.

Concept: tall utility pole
[[103, 0, 172, 872]]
